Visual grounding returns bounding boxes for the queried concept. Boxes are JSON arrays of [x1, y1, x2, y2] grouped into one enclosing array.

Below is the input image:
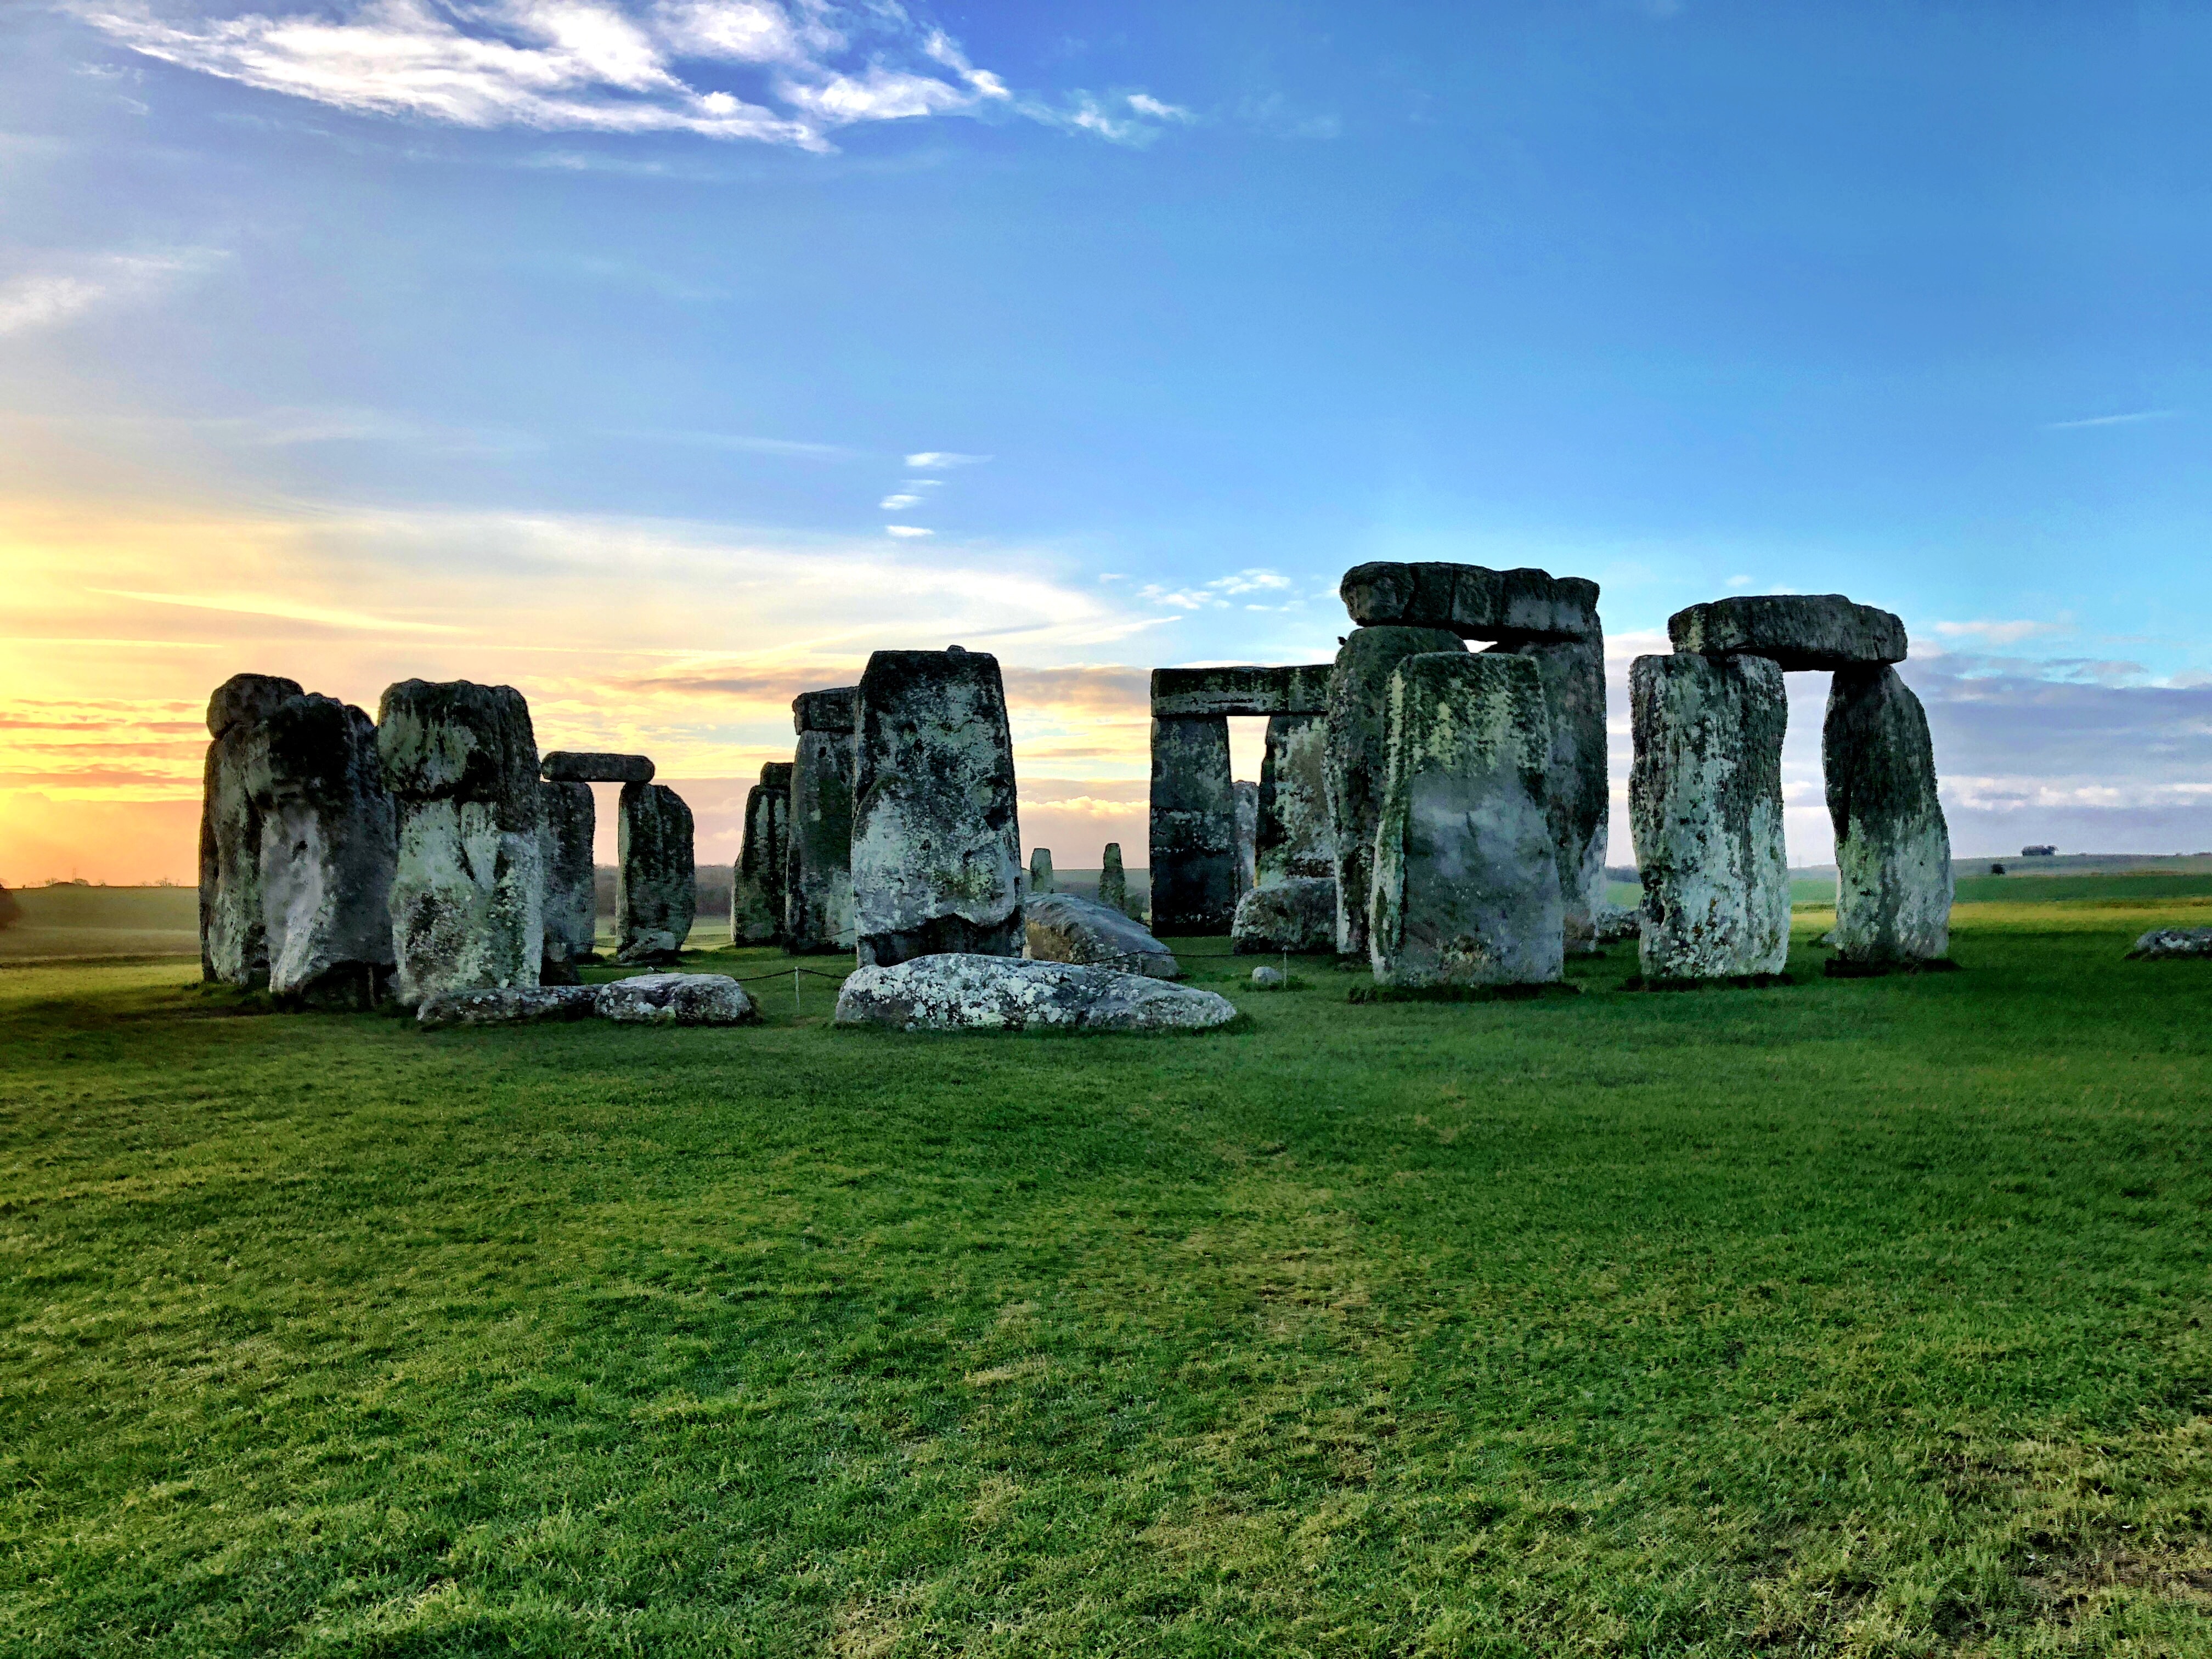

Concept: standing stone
[[850, 647, 1023, 966], [1323, 626, 1465, 955], [378, 680, 544, 1008], [1489, 635, 1610, 954], [1256, 713, 1334, 887], [788, 688, 858, 955], [617, 782, 696, 964], [731, 761, 792, 946], [1369, 653, 1563, 988], [200, 673, 304, 986], [539, 780, 597, 979], [254, 693, 397, 1006], [1099, 842, 1129, 915], [1824, 665, 1953, 965], [1148, 714, 1237, 934], [1233, 781, 1259, 899], [1029, 846, 1056, 896], [1629, 654, 1790, 980]]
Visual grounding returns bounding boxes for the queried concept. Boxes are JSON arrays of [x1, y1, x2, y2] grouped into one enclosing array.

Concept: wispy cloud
[[2040, 409, 2186, 431], [883, 523, 932, 538], [878, 492, 921, 510], [89, 588, 466, 633], [0, 249, 225, 337], [1138, 567, 1300, 612], [1930, 618, 2066, 647], [904, 449, 990, 470], [611, 427, 854, 459]]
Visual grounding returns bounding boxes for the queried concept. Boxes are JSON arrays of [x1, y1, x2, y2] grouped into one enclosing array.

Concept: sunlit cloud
[[903, 450, 990, 470], [883, 523, 932, 538], [89, 588, 467, 633]]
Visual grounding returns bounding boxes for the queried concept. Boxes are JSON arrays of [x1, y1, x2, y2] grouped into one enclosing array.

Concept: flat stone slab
[[418, 985, 596, 1029], [597, 973, 760, 1025], [2129, 927, 2212, 960], [1668, 595, 1907, 670], [1232, 876, 1338, 954], [1149, 664, 1332, 718], [1340, 562, 1599, 643], [793, 687, 857, 734], [1023, 892, 1181, 979], [542, 751, 655, 783], [835, 954, 1237, 1033]]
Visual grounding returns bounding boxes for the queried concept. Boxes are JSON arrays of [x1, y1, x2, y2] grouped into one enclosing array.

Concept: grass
[[3, 893, 2210, 1655]]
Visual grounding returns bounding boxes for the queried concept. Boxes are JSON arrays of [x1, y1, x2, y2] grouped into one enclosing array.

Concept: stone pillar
[[1825, 665, 1953, 966], [1628, 653, 1790, 980], [1491, 634, 1609, 953], [617, 782, 696, 964], [377, 679, 544, 1007], [200, 673, 303, 986], [1029, 847, 1054, 895], [1099, 842, 1128, 915], [787, 688, 857, 955], [1233, 780, 1259, 899], [1255, 712, 1333, 886], [539, 780, 597, 978], [851, 647, 1023, 966], [1148, 714, 1237, 934], [255, 692, 397, 1006], [1370, 652, 1562, 987], [731, 760, 792, 946], [1323, 627, 1466, 956]]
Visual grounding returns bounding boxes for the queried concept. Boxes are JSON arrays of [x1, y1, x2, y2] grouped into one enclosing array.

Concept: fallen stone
[[1099, 842, 1129, 915], [596, 972, 760, 1025], [617, 781, 696, 963], [1323, 625, 1466, 955], [2129, 927, 2212, 960], [1148, 664, 1332, 718], [1023, 891, 1181, 979], [541, 751, 654, 783], [1594, 902, 1641, 944], [201, 672, 303, 986], [417, 984, 596, 1029], [1250, 964, 1285, 988], [377, 679, 544, 1007], [1339, 562, 1599, 643], [834, 954, 1238, 1033], [540, 780, 597, 975], [1825, 665, 1953, 964], [1370, 652, 1564, 988], [1256, 713, 1334, 885], [788, 688, 858, 954], [255, 693, 397, 1007], [1231, 875, 1338, 954], [1629, 654, 1791, 979], [1668, 595, 1908, 671], [1149, 714, 1238, 934], [1028, 846, 1056, 896], [731, 761, 791, 946], [851, 648, 1024, 966], [1490, 635, 1609, 953]]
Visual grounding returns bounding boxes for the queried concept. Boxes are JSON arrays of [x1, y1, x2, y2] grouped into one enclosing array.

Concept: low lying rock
[[2128, 927, 2212, 961], [1232, 876, 1337, 953], [418, 985, 595, 1029], [1250, 964, 1285, 988], [835, 954, 1238, 1033], [1023, 892, 1181, 978], [596, 973, 760, 1025], [1593, 902, 1641, 944]]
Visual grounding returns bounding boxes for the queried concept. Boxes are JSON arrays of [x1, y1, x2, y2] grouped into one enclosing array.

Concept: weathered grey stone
[[417, 985, 595, 1029], [2129, 927, 2212, 960], [539, 781, 597, 978], [1250, 964, 1285, 988], [617, 781, 696, 963], [541, 751, 654, 783], [1234, 780, 1259, 899], [378, 680, 545, 1007], [1023, 891, 1181, 979], [1232, 875, 1338, 954], [1629, 654, 1790, 979], [731, 761, 791, 946], [834, 953, 1237, 1032], [1370, 653, 1564, 988], [200, 673, 303, 986], [1593, 902, 1641, 944], [1149, 714, 1237, 934], [1668, 595, 1908, 672], [1340, 562, 1599, 644], [851, 648, 1024, 966], [787, 706, 857, 955], [1099, 842, 1128, 914], [1256, 713, 1333, 885], [1149, 664, 1331, 718], [792, 687, 857, 734], [1322, 626, 1466, 955], [1825, 665, 1952, 964], [596, 972, 760, 1025], [1489, 634, 1609, 953], [253, 693, 397, 1006], [1028, 847, 1056, 896]]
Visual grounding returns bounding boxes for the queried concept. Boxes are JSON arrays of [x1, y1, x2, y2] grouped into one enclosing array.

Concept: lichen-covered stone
[[1028, 847, 1056, 896], [1323, 626, 1465, 955], [834, 954, 1237, 1032], [787, 696, 857, 955], [2128, 927, 2212, 960], [791, 687, 857, 734], [1668, 595, 1907, 671], [1231, 875, 1338, 954], [1099, 842, 1128, 914], [1149, 714, 1237, 934], [731, 761, 791, 945], [1369, 653, 1563, 988], [1250, 965, 1285, 988], [417, 985, 595, 1029], [1825, 665, 1952, 964], [1340, 562, 1599, 643], [1148, 664, 1333, 718], [1629, 654, 1790, 979], [851, 648, 1024, 966], [541, 752, 654, 783], [540, 780, 597, 976], [379, 680, 545, 1007], [254, 693, 397, 1006], [1594, 902, 1641, 944], [1234, 780, 1259, 899], [1023, 891, 1181, 979], [200, 672, 303, 986], [596, 972, 759, 1025], [1256, 713, 1333, 885], [1489, 635, 1609, 953], [617, 781, 695, 963]]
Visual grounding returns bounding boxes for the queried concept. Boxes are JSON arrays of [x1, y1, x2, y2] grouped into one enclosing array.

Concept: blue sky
[[4, 0, 2210, 881]]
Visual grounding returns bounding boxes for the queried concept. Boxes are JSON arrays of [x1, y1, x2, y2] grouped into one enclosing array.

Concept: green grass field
[[4, 884, 2210, 1655]]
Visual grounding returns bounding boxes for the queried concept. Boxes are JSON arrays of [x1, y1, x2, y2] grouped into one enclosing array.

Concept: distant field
[[0, 885, 199, 963]]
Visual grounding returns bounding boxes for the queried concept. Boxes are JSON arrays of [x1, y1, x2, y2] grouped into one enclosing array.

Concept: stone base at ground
[[1023, 892, 1180, 979], [2128, 928, 2212, 960], [835, 954, 1238, 1032], [1231, 876, 1338, 953], [417, 985, 596, 1029], [596, 973, 760, 1025]]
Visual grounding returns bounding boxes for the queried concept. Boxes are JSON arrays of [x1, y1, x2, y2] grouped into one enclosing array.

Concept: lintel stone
[[1149, 664, 1331, 718], [1340, 562, 1599, 643], [542, 751, 654, 784], [1668, 595, 1907, 671]]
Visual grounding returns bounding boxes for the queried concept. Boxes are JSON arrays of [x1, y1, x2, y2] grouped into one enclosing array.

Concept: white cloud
[[0, 250, 224, 337], [884, 523, 932, 538], [2041, 409, 2185, 431], [611, 427, 854, 458], [1930, 618, 2064, 647], [1125, 92, 1192, 123], [879, 492, 921, 510], [903, 450, 990, 470], [1139, 566, 1299, 611]]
